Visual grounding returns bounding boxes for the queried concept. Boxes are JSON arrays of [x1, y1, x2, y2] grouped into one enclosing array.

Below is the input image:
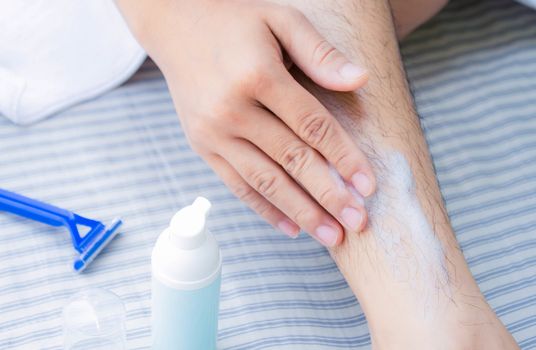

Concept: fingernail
[[315, 225, 339, 247], [341, 207, 363, 231], [278, 219, 299, 238], [339, 63, 366, 81], [352, 172, 373, 197]]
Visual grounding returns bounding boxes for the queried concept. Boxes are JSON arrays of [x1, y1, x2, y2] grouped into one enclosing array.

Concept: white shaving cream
[[365, 151, 449, 311], [330, 151, 449, 312]]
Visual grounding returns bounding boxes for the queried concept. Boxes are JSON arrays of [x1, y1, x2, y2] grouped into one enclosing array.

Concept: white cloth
[[0, 0, 146, 125]]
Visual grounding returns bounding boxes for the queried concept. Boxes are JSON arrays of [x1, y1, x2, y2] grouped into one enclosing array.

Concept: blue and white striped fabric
[[1, 0, 535, 348]]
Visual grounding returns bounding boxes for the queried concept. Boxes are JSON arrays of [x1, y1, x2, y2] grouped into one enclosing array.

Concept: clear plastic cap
[[63, 288, 126, 350]]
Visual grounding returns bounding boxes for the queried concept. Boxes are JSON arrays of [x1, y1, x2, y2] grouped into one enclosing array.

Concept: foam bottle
[[152, 197, 221, 349]]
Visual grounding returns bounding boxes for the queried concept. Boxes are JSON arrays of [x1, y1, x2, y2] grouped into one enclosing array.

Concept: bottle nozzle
[[192, 197, 212, 221], [168, 197, 212, 249]]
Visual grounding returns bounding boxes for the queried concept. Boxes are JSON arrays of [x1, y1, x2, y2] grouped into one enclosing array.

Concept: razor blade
[[0, 188, 122, 272]]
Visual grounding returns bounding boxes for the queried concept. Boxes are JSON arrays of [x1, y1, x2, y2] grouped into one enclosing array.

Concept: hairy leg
[[267, 0, 518, 348]]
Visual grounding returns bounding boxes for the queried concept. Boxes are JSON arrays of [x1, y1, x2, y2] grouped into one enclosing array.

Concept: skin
[[116, 0, 519, 347], [116, 0, 378, 248]]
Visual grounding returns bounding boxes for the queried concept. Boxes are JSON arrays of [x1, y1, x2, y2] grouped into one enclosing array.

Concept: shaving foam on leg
[[365, 151, 450, 311], [329, 151, 449, 313]]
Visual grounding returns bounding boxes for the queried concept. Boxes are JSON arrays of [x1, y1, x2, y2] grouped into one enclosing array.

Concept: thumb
[[265, 6, 368, 91]]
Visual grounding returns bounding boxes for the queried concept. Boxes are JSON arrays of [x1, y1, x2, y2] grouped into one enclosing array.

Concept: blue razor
[[0, 188, 122, 273]]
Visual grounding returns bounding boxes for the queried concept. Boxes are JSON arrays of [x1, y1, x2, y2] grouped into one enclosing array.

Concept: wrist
[[115, 0, 154, 39], [114, 0, 179, 50]]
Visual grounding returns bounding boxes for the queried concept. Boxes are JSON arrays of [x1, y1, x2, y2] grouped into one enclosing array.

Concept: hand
[[117, 0, 376, 247]]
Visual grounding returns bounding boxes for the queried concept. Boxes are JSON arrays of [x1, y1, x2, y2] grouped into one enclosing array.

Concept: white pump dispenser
[[152, 197, 221, 290], [151, 197, 221, 349], [169, 196, 211, 249]]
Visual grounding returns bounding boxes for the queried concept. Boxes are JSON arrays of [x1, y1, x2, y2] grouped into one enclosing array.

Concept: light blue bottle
[[152, 197, 221, 350]]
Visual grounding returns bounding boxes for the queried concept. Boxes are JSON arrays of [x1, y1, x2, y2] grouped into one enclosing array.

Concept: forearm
[[271, 0, 517, 348]]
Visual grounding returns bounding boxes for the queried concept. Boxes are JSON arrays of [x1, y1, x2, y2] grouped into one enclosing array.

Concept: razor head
[[73, 218, 122, 273]]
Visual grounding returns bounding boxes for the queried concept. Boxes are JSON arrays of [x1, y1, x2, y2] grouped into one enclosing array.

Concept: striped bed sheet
[[1, 0, 535, 348]]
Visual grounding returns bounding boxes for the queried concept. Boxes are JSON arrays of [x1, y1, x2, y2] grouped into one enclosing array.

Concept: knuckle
[[317, 187, 338, 206], [252, 73, 274, 98], [280, 143, 314, 177], [252, 199, 273, 218], [233, 184, 272, 218], [233, 183, 256, 202], [331, 148, 357, 174], [311, 39, 337, 66], [205, 103, 243, 130], [284, 5, 307, 22], [220, 112, 241, 129], [249, 69, 276, 99], [298, 111, 332, 147], [293, 206, 318, 226], [208, 103, 232, 121], [249, 169, 279, 198], [242, 62, 274, 97], [242, 65, 263, 85]]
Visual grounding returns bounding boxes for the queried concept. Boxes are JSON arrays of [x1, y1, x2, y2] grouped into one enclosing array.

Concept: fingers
[[243, 106, 367, 233], [255, 68, 376, 198], [221, 139, 345, 247], [205, 154, 300, 238], [264, 5, 368, 92]]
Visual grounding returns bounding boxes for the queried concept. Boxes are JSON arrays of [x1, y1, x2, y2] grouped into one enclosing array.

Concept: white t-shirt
[[0, 0, 146, 125]]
